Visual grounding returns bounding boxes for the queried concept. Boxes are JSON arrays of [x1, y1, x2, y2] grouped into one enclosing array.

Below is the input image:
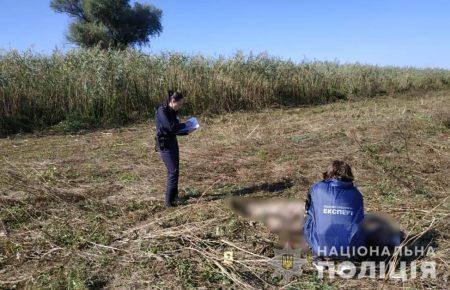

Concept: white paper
[[178, 117, 199, 134], [186, 117, 200, 130]]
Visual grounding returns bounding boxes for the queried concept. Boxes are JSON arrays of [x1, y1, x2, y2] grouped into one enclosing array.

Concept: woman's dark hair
[[164, 90, 184, 106], [322, 160, 354, 180]]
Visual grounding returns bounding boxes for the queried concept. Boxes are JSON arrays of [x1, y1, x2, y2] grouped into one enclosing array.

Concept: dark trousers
[[159, 147, 180, 206]]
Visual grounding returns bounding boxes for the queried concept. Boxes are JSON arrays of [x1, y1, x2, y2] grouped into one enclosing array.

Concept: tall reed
[[1, 48, 449, 136]]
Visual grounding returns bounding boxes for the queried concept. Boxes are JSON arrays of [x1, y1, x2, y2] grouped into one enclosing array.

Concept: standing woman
[[155, 91, 191, 207]]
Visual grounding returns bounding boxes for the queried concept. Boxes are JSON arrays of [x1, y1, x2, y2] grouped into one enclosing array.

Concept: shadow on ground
[[179, 179, 294, 204]]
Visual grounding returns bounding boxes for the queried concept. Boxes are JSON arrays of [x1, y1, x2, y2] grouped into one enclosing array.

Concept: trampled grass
[[0, 90, 449, 288], [1, 48, 450, 136]]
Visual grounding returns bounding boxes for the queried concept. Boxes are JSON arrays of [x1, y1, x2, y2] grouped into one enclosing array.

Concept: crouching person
[[304, 160, 404, 262], [304, 160, 366, 259]]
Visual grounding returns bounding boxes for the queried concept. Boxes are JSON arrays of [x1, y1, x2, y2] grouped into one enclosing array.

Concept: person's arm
[[157, 108, 187, 134], [305, 189, 312, 212], [175, 120, 191, 136], [303, 187, 315, 251], [176, 130, 189, 136], [357, 189, 365, 217], [304, 185, 316, 222]]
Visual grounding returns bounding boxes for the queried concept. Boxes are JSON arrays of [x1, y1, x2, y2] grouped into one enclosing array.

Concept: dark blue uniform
[[155, 105, 187, 206]]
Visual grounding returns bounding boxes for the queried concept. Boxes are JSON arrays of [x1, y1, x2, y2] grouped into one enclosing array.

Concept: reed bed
[[1, 48, 450, 136]]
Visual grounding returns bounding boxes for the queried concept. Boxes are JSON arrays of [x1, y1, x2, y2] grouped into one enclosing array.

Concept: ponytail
[[164, 90, 184, 106]]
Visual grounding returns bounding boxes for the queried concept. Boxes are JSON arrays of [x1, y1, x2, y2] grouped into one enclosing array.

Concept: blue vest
[[304, 179, 365, 258]]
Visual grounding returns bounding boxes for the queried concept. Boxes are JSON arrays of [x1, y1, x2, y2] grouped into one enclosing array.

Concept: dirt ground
[[1, 91, 449, 289]]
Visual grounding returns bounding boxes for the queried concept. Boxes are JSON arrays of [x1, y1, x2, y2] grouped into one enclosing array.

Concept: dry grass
[[0, 90, 449, 289]]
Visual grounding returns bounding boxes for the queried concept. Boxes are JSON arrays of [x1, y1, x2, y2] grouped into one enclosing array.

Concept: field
[[0, 90, 449, 289]]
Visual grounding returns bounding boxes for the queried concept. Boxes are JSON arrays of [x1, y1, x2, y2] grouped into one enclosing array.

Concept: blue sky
[[1, 0, 449, 68]]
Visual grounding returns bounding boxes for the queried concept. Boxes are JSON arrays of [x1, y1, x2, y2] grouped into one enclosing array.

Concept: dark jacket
[[155, 105, 187, 150], [156, 105, 187, 137], [304, 179, 365, 258]]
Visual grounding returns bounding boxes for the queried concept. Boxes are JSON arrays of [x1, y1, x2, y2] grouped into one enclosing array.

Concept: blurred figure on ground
[[231, 199, 308, 251], [231, 160, 402, 260]]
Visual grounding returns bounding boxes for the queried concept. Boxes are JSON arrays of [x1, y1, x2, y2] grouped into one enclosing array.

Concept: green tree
[[50, 0, 163, 49]]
